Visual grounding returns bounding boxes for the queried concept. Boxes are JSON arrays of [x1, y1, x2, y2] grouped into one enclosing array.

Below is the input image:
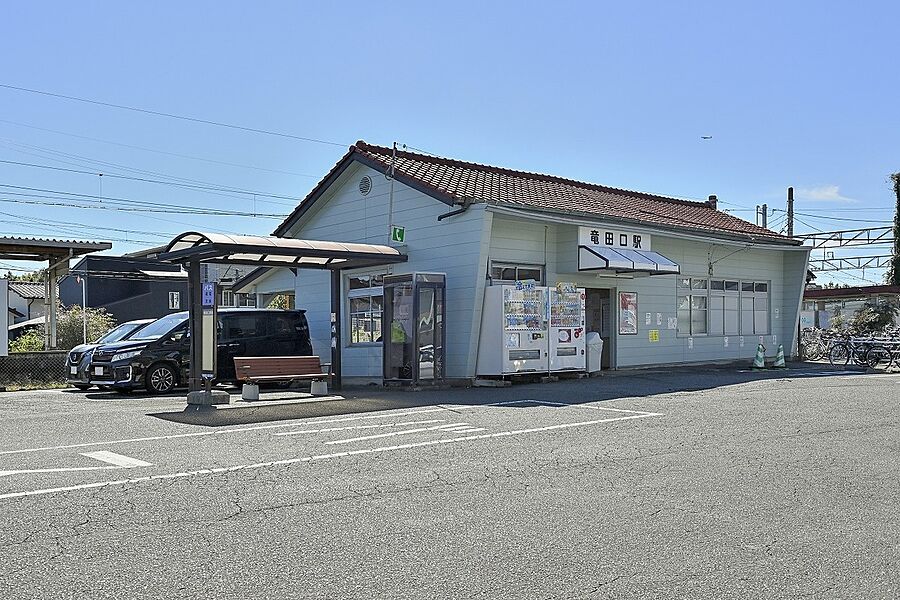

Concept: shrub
[[8, 305, 118, 352]]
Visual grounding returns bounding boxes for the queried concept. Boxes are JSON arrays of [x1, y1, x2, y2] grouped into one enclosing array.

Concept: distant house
[[123, 246, 255, 309], [802, 284, 900, 328], [7, 306, 24, 326], [58, 255, 188, 323], [8, 281, 46, 324]]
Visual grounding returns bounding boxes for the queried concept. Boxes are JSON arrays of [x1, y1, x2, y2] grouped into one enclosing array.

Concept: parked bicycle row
[[800, 327, 900, 369]]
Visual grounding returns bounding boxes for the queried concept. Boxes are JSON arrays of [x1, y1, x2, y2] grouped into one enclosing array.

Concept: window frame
[[488, 261, 545, 286], [677, 277, 709, 336], [682, 277, 771, 337], [346, 271, 386, 346]]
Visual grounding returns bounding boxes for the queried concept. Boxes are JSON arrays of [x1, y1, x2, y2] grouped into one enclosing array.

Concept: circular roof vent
[[359, 176, 372, 196]]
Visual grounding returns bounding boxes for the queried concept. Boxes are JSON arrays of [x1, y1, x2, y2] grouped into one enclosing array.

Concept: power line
[[0, 137, 302, 206], [0, 157, 299, 206], [792, 215, 825, 233], [0, 184, 287, 217], [772, 208, 891, 224], [0, 140, 289, 208], [0, 83, 347, 147], [0, 209, 172, 238], [0, 195, 283, 219], [0, 118, 319, 178]]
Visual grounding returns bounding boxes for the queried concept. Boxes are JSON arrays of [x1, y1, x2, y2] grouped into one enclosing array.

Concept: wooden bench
[[233, 356, 331, 387]]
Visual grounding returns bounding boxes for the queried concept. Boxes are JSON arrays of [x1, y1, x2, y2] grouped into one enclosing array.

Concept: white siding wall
[[286, 162, 488, 379], [486, 214, 809, 368], [241, 268, 296, 296]]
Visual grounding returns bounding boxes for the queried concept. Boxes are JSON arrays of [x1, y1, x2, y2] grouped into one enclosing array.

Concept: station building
[[236, 142, 811, 383]]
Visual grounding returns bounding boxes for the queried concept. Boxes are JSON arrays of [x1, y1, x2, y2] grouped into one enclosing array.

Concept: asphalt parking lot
[[0, 365, 898, 599]]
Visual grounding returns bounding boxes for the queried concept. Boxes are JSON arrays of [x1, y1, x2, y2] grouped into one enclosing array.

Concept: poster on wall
[[619, 291, 638, 335]]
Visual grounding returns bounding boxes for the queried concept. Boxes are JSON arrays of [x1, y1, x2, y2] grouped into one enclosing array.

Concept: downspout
[[437, 197, 474, 221]]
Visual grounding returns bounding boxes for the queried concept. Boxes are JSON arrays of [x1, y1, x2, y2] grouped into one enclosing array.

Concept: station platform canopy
[[157, 231, 407, 394], [158, 231, 407, 270], [0, 236, 111, 261], [0, 236, 112, 351]]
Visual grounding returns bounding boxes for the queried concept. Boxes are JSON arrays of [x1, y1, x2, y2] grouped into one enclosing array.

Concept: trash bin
[[585, 332, 603, 374]]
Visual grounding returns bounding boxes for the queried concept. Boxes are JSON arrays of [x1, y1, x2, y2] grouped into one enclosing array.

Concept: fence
[[0, 351, 68, 389]]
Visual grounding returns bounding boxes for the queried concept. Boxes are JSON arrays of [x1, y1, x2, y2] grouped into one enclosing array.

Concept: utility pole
[[81, 272, 87, 344], [756, 204, 769, 228], [787, 186, 794, 237], [386, 141, 397, 245]]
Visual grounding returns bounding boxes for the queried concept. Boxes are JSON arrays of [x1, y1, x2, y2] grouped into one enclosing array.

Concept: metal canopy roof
[[158, 231, 408, 270], [0, 236, 112, 261], [578, 245, 681, 275]]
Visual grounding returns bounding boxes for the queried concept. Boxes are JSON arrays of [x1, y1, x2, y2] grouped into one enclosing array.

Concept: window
[[709, 279, 739, 336], [677, 277, 708, 335], [221, 314, 266, 340], [736, 281, 769, 335], [219, 290, 255, 307], [237, 293, 256, 307], [348, 272, 385, 344], [489, 262, 545, 285], [701, 278, 769, 336]]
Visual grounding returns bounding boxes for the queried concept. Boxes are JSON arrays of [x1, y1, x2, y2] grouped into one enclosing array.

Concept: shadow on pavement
[[145, 362, 870, 428]]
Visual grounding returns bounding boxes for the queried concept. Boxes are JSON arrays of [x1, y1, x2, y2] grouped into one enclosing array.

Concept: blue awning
[[578, 245, 680, 275]]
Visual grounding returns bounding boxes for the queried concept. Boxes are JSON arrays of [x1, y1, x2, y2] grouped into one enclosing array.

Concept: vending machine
[[476, 284, 549, 376], [548, 286, 586, 371]]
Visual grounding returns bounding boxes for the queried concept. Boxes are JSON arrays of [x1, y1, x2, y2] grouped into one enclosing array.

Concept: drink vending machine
[[549, 286, 586, 371], [476, 282, 586, 377]]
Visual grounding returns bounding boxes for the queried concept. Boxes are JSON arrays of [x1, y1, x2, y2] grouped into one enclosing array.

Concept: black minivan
[[66, 319, 154, 390], [88, 309, 313, 393]]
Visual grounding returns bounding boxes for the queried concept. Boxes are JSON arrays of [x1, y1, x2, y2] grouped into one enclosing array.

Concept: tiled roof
[[8, 281, 45, 299], [348, 141, 792, 242], [804, 284, 900, 299]]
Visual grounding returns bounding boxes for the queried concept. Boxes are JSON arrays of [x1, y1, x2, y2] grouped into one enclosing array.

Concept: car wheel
[[146, 363, 177, 394], [73, 384, 91, 391]]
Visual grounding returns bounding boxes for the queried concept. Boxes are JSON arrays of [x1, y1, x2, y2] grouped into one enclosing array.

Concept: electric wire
[[0, 83, 347, 147], [0, 118, 319, 178], [0, 140, 300, 206]]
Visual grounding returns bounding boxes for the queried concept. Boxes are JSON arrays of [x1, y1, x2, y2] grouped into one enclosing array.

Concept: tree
[[265, 294, 293, 310], [8, 304, 117, 352], [3, 269, 46, 282], [888, 172, 900, 286], [847, 301, 898, 334]]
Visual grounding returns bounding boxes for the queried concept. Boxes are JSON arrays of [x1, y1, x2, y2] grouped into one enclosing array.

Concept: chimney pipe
[[707, 194, 718, 211]]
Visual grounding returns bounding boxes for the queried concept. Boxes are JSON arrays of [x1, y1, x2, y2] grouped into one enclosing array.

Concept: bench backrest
[[234, 356, 323, 380]]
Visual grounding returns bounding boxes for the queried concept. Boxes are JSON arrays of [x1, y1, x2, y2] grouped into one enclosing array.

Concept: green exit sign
[[390, 225, 405, 243]]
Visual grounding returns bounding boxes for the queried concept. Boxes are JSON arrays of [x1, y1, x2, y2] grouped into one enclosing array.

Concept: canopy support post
[[330, 269, 342, 391], [188, 260, 203, 392]]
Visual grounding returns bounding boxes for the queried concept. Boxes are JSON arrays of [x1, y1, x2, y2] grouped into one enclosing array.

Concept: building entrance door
[[585, 288, 612, 368]]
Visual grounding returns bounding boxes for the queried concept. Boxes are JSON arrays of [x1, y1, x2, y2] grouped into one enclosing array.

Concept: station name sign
[[578, 226, 651, 251]]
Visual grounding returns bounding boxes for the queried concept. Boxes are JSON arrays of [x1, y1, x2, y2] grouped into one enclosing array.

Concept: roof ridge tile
[[354, 140, 708, 208]]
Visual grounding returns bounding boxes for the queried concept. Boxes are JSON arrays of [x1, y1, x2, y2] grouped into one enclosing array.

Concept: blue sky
[[0, 1, 897, 285]]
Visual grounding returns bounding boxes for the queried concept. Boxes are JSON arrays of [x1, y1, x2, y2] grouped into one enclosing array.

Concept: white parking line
[[0, 408, 449, 455], [81, 451, 153, 468], [273, 419, 446, 436], [0, 413, 662, 500], [0, 410, 662, 501], [0, 465, 122, 477], [325, 422, 471, 445], [487, 400, 656, 414]]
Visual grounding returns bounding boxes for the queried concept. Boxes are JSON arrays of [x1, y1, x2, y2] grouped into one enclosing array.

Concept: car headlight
[[111, 349, 143, 362]]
